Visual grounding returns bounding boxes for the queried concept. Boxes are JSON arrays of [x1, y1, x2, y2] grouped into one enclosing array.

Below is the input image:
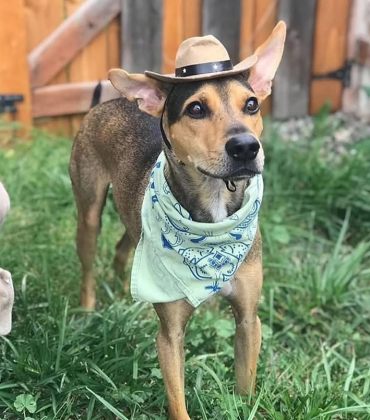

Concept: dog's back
[[70, 97, 162, 242], [70, 97, 164, 308]]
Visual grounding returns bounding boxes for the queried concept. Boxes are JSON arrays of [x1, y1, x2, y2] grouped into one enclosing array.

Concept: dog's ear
[[248, 21, 286, 100], [109, 69, 170, 117]]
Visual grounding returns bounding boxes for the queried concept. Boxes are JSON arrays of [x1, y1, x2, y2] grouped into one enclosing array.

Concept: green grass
[[0, 116, 369, 420]]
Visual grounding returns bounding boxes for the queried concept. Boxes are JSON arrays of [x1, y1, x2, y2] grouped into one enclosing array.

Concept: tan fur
[[224, 229, 263, 394], [228, 83, 265, 138], [169, 84, 261, 164], [70, 22, 286, 419]]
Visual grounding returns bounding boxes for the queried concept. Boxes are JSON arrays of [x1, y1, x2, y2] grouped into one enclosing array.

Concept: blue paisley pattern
[[132, 152, 263, 307]]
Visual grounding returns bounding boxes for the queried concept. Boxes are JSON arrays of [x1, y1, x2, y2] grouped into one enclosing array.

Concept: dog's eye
[[186, 102, 205, 118], [245, 97, 259, 115]]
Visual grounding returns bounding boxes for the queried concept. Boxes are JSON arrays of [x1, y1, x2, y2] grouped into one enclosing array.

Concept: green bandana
[[131, 152, 263, 307]]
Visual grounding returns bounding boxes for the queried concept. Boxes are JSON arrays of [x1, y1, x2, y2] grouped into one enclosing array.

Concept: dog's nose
[[225, 134, 260, 161]]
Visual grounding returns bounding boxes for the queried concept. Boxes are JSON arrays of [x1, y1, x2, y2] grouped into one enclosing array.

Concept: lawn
[[0, 112, 369, 420]]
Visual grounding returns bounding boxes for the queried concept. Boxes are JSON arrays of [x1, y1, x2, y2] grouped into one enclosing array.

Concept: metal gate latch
[[312, 60, 353, 88], [0, 95, 24, 114]]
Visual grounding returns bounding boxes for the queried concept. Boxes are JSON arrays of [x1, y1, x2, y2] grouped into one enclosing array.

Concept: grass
[[0, 114, 369, 419]]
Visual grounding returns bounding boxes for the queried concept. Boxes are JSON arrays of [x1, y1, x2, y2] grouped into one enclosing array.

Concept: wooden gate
[[0, 0, 362, 138]]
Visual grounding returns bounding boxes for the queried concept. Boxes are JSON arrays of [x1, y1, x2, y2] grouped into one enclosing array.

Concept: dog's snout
[[225, 134, 260, 161]]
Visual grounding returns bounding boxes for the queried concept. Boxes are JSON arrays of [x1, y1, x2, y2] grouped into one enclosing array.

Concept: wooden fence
[[0, 0, 368, 138]]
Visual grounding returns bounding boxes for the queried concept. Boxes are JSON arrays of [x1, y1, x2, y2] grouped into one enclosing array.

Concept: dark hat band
[[175, 60, 233, 77]]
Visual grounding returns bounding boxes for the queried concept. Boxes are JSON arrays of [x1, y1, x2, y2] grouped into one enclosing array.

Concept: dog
[[70, 22, 286, 420]]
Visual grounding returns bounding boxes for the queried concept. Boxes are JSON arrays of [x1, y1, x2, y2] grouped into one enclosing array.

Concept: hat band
[[175, 60, 233, 77]]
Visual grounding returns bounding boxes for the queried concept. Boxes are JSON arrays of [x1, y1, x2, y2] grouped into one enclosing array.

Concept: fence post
[[162, 0, 202, 74], [121, 0, 163, 73], [273, 0, 317, 119], [310, 0, 352, 114], [240, 0, 278, 116], [0, 0, 32, 134], [202, 0, 242, 65]]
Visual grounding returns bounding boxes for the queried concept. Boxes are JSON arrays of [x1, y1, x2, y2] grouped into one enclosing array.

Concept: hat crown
[[175, 35, 231, 69]]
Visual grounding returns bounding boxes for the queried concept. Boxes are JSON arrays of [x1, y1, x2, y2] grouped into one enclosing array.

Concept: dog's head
[[109, 22, 286, 181]]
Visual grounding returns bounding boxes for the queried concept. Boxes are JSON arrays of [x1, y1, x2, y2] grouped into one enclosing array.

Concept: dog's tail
[[90, 81, 102, 109]]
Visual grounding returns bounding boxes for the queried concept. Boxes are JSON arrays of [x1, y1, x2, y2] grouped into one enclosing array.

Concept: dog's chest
[[198, 180, 228, 222], [195, 178, 248, 223], [209, 194, 228, 222]]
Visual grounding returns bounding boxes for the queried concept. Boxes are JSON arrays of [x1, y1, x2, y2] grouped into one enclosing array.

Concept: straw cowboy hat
[[145, 35, 258, 83]]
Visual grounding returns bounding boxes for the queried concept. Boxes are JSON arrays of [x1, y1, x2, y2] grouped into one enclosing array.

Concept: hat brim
[[145, 54, 258, 83]]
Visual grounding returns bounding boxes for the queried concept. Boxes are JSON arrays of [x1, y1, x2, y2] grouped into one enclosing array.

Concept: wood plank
[[240, 0, 257, 59], [310, 0, 352, 114], [66, 0, 111, 82], [121, 0, 163, 73], [162, 0, 183, 73], [28, 0, 121, 88], [106, 16, 121, 70], [32, 81, 120, 118], [252, 0, 278, 50], [183, 0, 202, 39], [66, 0, 112, 135], [202, 0, 242, 65], [24, 0, 65, 55], [273, 0, 317, 118], [0, 0, 32, 131], [24, 0, 71, 136], [162, 0, 202, 73], [252, 0, 277, 115], [240, 0, 278, 60]]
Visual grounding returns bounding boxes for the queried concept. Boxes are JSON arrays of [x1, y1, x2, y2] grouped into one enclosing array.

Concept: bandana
[[131, 152, 263, 307]]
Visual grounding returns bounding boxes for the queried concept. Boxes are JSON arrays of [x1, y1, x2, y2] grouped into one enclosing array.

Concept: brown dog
[[70, 22, 286, 420]]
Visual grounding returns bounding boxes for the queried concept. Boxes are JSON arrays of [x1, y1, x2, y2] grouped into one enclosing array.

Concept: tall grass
[[0, 117, 369, 419]]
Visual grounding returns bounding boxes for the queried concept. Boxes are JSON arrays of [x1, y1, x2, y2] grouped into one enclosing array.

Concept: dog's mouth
[[197, 166, 261, 181]]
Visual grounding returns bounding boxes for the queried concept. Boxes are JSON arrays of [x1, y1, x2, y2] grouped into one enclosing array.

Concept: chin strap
[[224, 180, 236, 192], [160, 86, 175, 151]]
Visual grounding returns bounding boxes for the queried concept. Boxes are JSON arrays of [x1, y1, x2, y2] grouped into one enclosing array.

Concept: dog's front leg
[[224, 236, 263, 395], [154, 300, 195, 420]]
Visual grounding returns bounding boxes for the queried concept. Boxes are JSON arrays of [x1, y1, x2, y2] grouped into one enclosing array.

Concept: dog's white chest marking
[[200, 179, 228, 222], [209, 191, 228, 222]]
